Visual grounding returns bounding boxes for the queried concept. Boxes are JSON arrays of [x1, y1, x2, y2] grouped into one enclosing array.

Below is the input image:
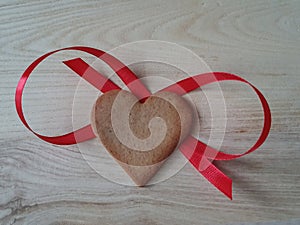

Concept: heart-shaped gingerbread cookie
[[91, 90, 193, 186]]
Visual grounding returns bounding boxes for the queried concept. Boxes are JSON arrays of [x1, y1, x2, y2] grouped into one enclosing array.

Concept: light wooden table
[[1, 0, 300, 224]]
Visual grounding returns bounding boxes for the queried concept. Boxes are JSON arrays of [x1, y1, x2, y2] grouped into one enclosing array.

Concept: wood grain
[[1, 0, 300, 224]]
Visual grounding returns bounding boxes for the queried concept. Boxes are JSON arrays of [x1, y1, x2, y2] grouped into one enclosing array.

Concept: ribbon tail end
[[224, 179, 233, 200]]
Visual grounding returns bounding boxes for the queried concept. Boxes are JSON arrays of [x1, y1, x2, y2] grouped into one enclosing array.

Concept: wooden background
[[1, 0, 300, 224]]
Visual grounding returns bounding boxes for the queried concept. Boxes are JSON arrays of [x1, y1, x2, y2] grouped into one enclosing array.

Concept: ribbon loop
[[15, 46, 150, 145], [160, 72, 271, 161]]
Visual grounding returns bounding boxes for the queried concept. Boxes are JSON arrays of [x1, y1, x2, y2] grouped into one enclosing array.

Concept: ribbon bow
[[15, 46, 271, 199]]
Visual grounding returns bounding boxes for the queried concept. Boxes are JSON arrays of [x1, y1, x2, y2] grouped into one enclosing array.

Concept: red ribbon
[[15, 46, 271, 199]]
